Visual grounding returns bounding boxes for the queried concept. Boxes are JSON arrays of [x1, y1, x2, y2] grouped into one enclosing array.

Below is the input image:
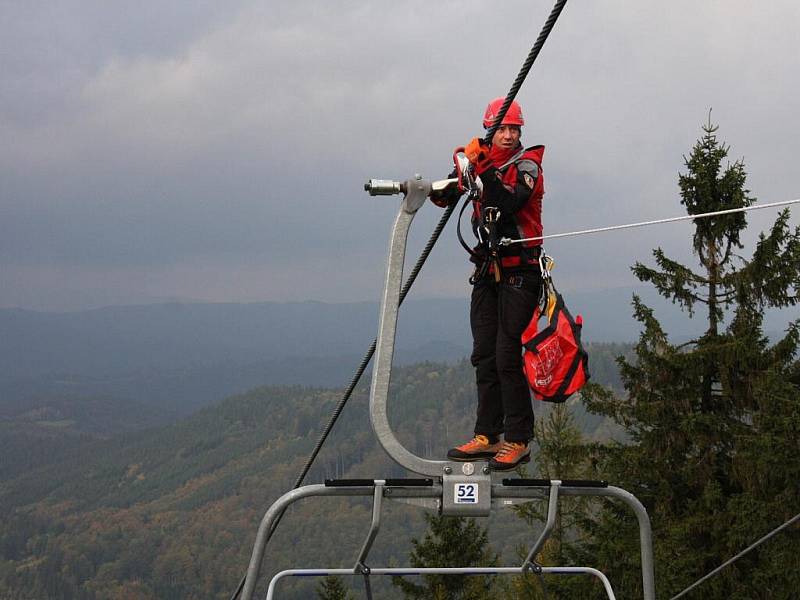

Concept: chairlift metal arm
[[367, 176, 451, 477]]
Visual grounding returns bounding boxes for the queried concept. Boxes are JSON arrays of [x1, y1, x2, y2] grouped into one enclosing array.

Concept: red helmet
[[483, 97, 524, 128]]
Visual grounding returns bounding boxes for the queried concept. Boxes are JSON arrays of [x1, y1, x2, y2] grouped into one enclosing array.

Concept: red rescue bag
[[521, 292, 589, 402]]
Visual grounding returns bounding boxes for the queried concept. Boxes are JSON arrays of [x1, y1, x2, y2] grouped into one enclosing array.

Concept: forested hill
[[0, 357, 623, 600]]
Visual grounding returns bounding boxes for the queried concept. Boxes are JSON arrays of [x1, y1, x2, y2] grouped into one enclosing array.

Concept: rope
[[670, 512, 800, 599], [500, 199, 800, 246]]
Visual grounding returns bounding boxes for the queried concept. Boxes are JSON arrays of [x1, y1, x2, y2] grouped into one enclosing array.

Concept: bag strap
[[523, 293, 565, 351]]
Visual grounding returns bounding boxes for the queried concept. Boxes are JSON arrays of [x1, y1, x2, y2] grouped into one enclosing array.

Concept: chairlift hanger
[[239, 172, 656, 600]]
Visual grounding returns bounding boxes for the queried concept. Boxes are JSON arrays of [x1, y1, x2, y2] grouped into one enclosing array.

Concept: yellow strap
[[546, 290, 557, 322]]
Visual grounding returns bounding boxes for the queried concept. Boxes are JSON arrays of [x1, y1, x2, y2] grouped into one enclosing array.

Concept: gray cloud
[[1, 0, 798, 310]]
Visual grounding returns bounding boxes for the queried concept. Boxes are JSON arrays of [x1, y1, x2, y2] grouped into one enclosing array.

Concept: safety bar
[[240, 482, 655, 600], [266, 565, 617, 600]]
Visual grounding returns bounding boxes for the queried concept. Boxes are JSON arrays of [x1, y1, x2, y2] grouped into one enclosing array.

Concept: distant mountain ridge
[[2, 290, 793, 425], [0, 299, 469, 380], [0, 299, 472, 421], [3, 289, 794, 380]]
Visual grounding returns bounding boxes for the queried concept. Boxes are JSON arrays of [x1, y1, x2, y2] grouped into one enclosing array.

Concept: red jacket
[[472, 144, 545, 269]]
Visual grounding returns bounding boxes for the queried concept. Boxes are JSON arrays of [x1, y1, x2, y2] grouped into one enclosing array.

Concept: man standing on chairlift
[[436, 97, 545, 471]]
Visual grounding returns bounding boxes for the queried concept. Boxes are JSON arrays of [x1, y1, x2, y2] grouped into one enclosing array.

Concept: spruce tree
[[575, 117, 800, 599], [392, 513, 498, 599]]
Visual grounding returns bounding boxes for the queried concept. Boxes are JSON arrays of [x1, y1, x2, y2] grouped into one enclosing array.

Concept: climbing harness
[[456, 145, 540, 285], [482, 205, 503, 283]]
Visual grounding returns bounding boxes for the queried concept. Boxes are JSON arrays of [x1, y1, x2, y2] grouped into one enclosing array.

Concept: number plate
[[454, 483, 478, 504]]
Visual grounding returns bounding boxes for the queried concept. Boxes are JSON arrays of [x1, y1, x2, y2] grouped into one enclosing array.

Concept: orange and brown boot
[[447, 435, 502, 461], [489, 441, 531, 471]]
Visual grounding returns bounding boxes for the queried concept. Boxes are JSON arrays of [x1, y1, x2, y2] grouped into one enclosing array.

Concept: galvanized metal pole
[[368, 177, 451, 477]]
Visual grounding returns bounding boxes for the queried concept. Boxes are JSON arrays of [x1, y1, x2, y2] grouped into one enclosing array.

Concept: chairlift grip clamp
[[364, 179, 406, 196]]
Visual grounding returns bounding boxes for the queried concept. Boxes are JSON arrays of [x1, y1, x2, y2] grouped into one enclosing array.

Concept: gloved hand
[[464, 137, 492, 174], [430, 174, 461, 208]]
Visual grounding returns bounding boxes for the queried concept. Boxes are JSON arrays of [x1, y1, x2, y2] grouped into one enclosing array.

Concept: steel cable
[[670, 512, 800, 599], [484, 0, 568, 144]]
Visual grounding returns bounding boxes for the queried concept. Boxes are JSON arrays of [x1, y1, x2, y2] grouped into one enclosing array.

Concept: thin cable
[[670, 512, 800, 599], [501, 199, 800, 246]]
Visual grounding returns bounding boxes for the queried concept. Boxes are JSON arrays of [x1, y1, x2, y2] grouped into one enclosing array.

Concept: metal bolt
[[443, 466, 453, 475], [414, 173, 422, 180], [483, 466, 491, 475]]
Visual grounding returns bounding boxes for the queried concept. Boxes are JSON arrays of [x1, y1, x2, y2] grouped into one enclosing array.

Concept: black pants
[[470, 269, 541, 443]]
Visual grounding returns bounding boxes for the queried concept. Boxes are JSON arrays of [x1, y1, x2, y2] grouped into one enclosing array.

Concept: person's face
[[492, 125, 521, 149]]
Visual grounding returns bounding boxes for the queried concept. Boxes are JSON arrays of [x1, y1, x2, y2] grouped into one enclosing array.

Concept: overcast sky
[[2, 0, 799, 311]]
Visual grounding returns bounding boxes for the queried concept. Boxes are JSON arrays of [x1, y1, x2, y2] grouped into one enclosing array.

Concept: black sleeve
[[480, 160, 538, 215]]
